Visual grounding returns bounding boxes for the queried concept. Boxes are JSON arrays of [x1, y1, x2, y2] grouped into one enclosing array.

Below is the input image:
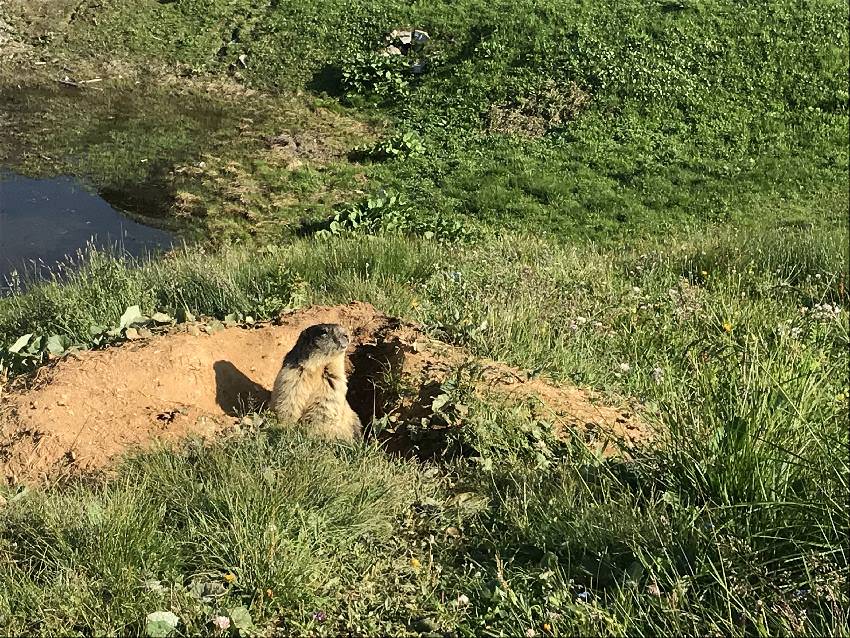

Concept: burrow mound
[[0, 302, 648, 484]]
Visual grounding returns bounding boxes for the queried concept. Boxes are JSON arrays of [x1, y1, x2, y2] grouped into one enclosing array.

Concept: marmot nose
[[335, 327, 350, 347]]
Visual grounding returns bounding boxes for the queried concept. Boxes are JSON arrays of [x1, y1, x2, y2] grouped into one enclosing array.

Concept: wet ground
[[0, 172, 172, 293]]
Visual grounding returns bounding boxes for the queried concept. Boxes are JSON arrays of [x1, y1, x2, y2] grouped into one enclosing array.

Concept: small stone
[[389, 29, 412, 45], [125, 327, 140, 340]]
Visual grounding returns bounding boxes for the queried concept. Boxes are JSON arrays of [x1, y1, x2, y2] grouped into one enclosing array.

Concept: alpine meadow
[[0, 1, 847, 636]]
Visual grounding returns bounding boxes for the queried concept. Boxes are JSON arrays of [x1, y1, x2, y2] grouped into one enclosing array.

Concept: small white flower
[[618, 362, 631, 373], [632, 286, 641, 293], [212, 616, 231, 631], [652, 367, 664, 383], [456, 594, 470, 606], [525, 629, 537, 638]]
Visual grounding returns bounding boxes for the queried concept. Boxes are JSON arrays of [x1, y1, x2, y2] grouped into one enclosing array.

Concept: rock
[[412, 29, 430, 45], [389, 29, 413, 45]]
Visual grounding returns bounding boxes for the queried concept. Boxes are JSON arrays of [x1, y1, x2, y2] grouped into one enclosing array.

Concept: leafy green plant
[[316, 190, 474, 242], [352, 130, 426, 161], [145, 611, 180, 638], [1, 334, 48, 374], [340, 51, 411, 103]]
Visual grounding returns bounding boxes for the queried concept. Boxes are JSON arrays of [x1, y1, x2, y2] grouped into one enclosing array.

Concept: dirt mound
[[0, 302, 648, 484]]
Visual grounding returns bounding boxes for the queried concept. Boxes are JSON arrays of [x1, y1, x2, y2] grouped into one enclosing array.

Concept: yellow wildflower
[[223, 572, 237, 584], [543, 623, 552, 633], [722, 321, 733, 333], [266, 588, 274, 598], [410, 558, 422, 570]]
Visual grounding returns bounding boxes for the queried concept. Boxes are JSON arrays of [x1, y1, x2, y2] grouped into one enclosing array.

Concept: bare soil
[[0, 302, 649, 484]]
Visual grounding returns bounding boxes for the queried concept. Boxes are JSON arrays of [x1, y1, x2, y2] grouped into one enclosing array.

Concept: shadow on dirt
[[213, 360, 270, 416]]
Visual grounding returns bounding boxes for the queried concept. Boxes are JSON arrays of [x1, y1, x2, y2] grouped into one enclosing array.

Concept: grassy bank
[[2, 0, 847, 244], [1, 230, 847, 635]]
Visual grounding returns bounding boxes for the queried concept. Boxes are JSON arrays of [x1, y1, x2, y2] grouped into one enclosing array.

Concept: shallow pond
[[0, 172, 172, 294]]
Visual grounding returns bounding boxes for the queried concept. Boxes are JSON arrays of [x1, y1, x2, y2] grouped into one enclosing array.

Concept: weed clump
[[315, 190, 476, 243]]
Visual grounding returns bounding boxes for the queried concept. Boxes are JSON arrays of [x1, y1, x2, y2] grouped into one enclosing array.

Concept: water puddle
[[0, 172, 172, 294]]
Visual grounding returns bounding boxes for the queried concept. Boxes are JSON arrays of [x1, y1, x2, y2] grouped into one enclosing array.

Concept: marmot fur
[[270, 323, 362, 441]]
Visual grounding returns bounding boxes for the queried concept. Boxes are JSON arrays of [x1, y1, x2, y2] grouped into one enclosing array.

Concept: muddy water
[[0, 172, 172, 293]]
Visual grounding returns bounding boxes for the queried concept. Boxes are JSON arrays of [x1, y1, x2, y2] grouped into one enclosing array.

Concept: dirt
[[0, 302, 649, 484]]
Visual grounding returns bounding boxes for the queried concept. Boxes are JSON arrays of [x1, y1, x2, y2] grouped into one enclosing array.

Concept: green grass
[[3, 0, 847, 243], [1, 230, 847, 635], [0, 0, 848, 635]]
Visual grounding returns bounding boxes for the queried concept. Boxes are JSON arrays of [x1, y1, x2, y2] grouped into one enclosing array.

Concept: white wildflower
[[212, 616, 231, 631]]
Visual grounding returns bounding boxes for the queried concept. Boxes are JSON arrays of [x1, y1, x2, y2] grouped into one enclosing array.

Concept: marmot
[[270, 323, 362, 442]]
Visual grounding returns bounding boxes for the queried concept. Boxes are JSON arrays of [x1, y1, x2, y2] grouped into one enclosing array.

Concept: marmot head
[[285, 323, 351, 366]]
